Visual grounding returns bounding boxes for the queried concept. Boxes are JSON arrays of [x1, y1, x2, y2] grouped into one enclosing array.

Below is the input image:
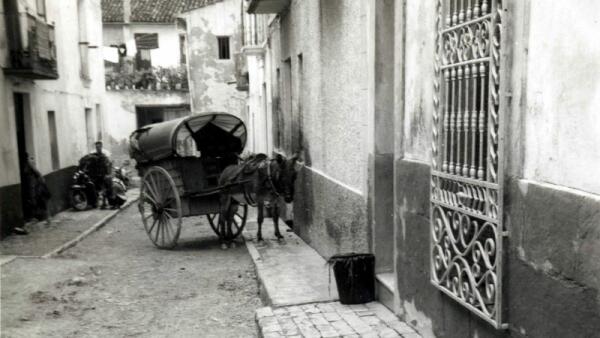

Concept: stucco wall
[[522, 1, 600, 195], [182, 0, 247, 117], [267, 0, 371, 257], [245, 52, 270, 154], [401, 1, 435, 163]]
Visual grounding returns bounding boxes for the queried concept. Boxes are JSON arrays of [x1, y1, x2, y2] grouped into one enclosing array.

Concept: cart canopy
[[129, 113, 247, 163]]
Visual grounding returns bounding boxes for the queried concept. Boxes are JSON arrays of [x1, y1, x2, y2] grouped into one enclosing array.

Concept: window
[[78, 0, 90, 79], [180, 34, 187, 64], [136, 50, 152, 70], [85, 108, 95, 150], [47, 111, 60, 170], [37, 0, 46, 18], [134, 33, 158, 70], [95, 104, 103, 140], [217, 36, 230, 60]]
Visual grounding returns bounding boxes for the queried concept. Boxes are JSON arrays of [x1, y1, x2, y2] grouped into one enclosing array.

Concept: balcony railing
[[242, 12, 268, 48], [4, 13, 58, 79], [105, 64, 189, 91]]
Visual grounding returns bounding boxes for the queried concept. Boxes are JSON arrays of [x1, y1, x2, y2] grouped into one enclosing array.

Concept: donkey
[[217, 153, 299, 247]]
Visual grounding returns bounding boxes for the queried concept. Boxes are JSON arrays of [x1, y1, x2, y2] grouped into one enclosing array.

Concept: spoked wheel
[[70, 190, 88, 211], [139, 166, 182, 249], [206, 202, 248, 240]]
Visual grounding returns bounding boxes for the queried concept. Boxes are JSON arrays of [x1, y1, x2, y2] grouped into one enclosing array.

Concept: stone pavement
[[255, 302, 421, 338], [244, 219, 338, 307], [0, 188, 139, 262], [243, 216, 420, 337]]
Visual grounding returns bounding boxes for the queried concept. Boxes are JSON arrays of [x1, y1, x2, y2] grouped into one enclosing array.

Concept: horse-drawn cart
[[129, 113, 248, 249]]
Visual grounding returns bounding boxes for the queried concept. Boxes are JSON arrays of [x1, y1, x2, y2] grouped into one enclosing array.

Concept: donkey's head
[[271, 153, 300, 203]]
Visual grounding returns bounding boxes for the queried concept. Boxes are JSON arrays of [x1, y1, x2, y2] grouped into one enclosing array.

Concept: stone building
[[100, 0, 192, 162], [248, 0, 600, 337], [0, 0, 105, 236]]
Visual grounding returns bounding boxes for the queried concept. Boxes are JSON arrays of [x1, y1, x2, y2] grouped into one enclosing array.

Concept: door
[[14, 93, 29, 219]]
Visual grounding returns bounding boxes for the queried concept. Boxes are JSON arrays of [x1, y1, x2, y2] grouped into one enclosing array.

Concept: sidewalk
[[243, 218, 421, 338], [0, 188, 139, 264]]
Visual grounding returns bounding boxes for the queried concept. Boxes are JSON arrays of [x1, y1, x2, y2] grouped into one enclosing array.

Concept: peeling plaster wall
[[182, 0, 247, 119], [392, 1, 600, 337]]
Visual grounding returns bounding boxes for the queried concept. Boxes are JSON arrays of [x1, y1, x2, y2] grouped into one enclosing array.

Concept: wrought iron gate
[[430, 0, 508, 329]]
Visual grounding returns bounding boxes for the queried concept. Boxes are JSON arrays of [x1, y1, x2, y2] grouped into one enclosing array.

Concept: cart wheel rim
[[207, 213, 219, 234], [139, 166, 182, 249], [72, 192, 88, 210], [214, 202, 248, 240]]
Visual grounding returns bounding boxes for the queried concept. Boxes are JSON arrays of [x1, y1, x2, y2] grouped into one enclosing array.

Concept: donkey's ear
[[291, 151, 303, 163]]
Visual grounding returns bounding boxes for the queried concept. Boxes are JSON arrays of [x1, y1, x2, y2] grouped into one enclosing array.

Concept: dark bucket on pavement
[[328, 253, 375, 304]]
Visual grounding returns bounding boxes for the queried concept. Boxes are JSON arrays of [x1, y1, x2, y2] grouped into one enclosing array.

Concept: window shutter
[[135, 33, 159, 50]]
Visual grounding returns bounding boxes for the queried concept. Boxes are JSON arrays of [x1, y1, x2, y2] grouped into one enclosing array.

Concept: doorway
[[13, 93, 32, 219], [135, 104, 190, 128]]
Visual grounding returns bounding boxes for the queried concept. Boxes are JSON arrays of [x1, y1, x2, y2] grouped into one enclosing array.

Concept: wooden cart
[[129, 113, 248, 249]]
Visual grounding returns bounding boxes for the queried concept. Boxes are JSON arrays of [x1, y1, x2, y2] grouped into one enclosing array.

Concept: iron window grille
[[430, 0, 508, 329]]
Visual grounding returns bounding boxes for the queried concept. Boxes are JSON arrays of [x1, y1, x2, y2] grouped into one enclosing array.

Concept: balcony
[[246, 0, 290, 14], [4, 13, 58, 80], [242, 11, 268, 49], [105, 63, 189, 91]]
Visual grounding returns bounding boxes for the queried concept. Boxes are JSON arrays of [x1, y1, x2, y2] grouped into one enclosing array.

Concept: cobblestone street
[[256, 302, 421, 338]]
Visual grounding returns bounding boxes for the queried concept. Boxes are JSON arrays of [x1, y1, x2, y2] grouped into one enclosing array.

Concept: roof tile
[[101, 0, 223, 23]]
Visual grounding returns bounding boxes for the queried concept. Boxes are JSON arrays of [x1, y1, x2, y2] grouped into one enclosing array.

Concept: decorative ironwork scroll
[[431, 0, 508, 329]]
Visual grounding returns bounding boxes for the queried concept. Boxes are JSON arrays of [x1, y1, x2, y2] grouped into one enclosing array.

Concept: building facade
[[249, 0, 600, 337], [101, 0, 191, 163], [237, 1, 272, 154], [0, 0, 105, 236], [179, 0, 247, 122]]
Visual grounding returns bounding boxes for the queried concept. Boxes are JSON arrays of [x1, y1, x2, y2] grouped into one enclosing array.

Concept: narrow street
[[1, 205, 262, 337]]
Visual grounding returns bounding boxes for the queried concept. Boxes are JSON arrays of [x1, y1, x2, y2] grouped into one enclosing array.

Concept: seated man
[[80, 141, 112, 208]]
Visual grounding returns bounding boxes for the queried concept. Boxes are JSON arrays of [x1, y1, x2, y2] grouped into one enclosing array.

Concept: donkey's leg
[[273, 202, 284, 240], [219, 194, 230, 250], [226, 200, 237, 245], [256, 201, 264, 242]]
